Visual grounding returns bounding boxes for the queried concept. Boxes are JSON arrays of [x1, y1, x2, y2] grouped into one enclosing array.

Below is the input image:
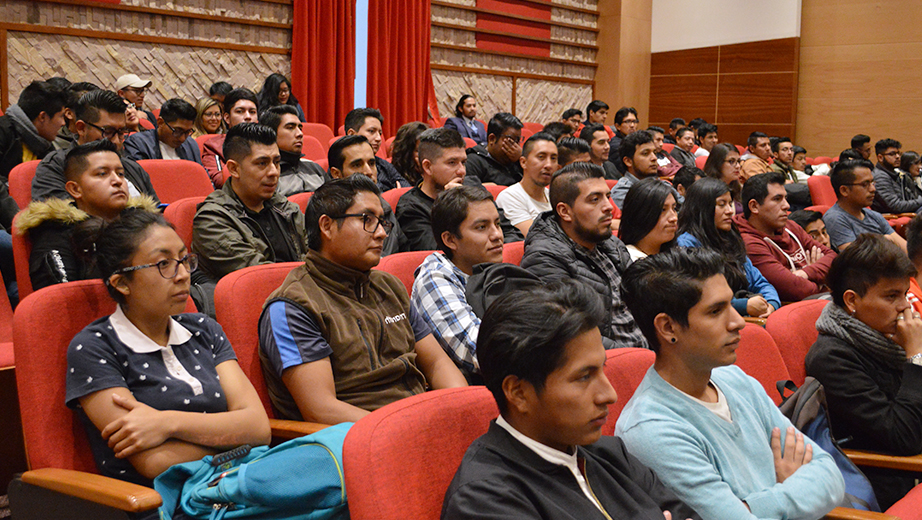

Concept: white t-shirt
[[626, 244, 648, 262], [159, 141, 181, 161], [694, 147, 710, 158], [495, 182, 551, 226]]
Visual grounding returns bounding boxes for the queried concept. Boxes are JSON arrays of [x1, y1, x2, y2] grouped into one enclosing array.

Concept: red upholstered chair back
[[374, 250, 433, 297], [11, 219, 34, 299], [136, 159, 214, 204], [302, 123, 335, 148], [735, 323, 792, 405], [8, 160, 40, 209], [805, 204, 830, 215], [195, 134, 219, 158], [484, 184, 506, 200], [381, 186, 411, 212], [521, 128, 534, 141], [695, 155, 708, 169], [765, 299, 828, 386], [301, 135, 327, 162], [808, 175, 838, 207], [287, 191, 313, 213], [502, 240, 525, 266], [13, 280, 195, 471], [163, 195, 206, 250], [601, 347, 655, 435], [139, 118, 155, 130], [813, 156, 834, 165], [214, 262, 301, 418], [378, 136, 396, 159], [523, 122, 544, 134], [344, 386, 498, 520], [662, 143, 675, 153], [462, 137, 476, 149]]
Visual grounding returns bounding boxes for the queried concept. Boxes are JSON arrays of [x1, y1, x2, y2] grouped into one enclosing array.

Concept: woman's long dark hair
[[676, 177, 747, 291], [619, 177, 676, 251], [257, 73, 300, 112], [391, 121, 429, 185], [703, 142, 742, 202]]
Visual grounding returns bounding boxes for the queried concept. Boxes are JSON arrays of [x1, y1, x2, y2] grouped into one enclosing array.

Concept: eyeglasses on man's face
[[86, 121, 130, 140], [163, 119, 195, 139], [332, 213, 394, 234]]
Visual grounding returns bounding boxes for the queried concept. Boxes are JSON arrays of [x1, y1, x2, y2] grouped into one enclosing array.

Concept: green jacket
[[192, 180, 307, 281]]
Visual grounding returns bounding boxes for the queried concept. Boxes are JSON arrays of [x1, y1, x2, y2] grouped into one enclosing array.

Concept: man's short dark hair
[[827, 234, 916, 308], [771, 137, 792, 154], [259, 104, 300, 133], [327, 135, 371, 173], [478, 279, 606, 414], [586, 100, 609, 115], [792, 145, 807, 156], [75, 90, 127, 125], [672, 166, 702, 192], [621, 247, 728, 352], [557, 137, 591, 166], [875, 138, 901, 155], [522, 132, 557, 158], [18, 81, 68, 121], [619, 130, 654, 168], [344, 108, 383, 133], [741, 172, 786, 219], [561, 108, 582, 120], [788, 210, 823, 232], [223, 122, 277, 163], [46, 77, 71, 91], [839, 149, 864, 162], [830, 158, 874, 198], [418, 127, 465, 164], [431, 186, 495, 259], [222, 88, 258, 114], [646, 126, 665, 136], [614, 106, 638, 125], [66, 82, 101, 110], [549, 161, 605, 210], [578, 123, 606, 143], [159, 98, 196, 123], [906, 214, 922, 265], [675, 127, 695, 140], [64, 139, 120, 182], [669, 118, 686, 130], [697, 123, 718, 140], [541, 122, 571, 142], [747, 131, 768, 148], [305, 174, 381, 251], [851, 134, 871, 149], [486, 112, 523, 139], [687, 118, 707, 130], [209, 81, 233, 97]]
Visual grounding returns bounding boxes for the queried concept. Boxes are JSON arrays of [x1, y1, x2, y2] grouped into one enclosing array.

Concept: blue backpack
[[154, 422, 352, 520]]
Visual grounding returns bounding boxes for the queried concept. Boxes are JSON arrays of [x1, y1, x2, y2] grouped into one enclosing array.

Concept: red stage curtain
[[367, 0, 432, 137], [291, 0, 356, 131]]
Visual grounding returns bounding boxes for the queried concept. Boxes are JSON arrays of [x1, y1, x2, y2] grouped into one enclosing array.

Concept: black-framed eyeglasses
[[843, 180, 875, 189], [86, 121, 130, 140], [123, 86, 148, 95], [882, 151, 902, 157], [112, 254, 198, 279], [162, 119, 195, 139], [332, 213, 394, 234]]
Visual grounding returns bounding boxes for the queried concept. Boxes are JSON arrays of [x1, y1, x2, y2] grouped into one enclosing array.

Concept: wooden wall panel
[[648, 75, 717, 124], [716, 73, 797, 125], [719, 38, 799, 74], [651, 46, 718, 76]]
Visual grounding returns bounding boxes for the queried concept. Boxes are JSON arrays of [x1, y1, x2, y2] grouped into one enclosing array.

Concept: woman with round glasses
[[65, 208, 270, 494], [257, 73, 305, 122], [192, 97, 224, 138], [703, 143, 744, 214]]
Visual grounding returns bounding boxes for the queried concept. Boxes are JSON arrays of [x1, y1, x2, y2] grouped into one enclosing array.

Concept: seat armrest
[[269, 418, 329, 440], [744, 317, 767, 327], [844, 449, 922, 472], [21, 468, 161, 512]]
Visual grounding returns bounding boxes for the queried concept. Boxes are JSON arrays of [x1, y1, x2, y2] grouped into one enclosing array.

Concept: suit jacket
[[123, 128, 202, 165], [444, 117, 487, 146]]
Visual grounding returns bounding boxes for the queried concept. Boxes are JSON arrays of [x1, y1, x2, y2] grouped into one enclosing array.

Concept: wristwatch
[[910, 353, 922, 366]]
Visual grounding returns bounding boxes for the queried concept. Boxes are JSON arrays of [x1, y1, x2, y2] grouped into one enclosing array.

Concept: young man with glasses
[[824, 158, 907, 252], [124, 98, 202, 164], [463, 112, 525, 186], [871, 138, 922, 213], [33, 89, 160, 203], [606, 106, 639, 169], [258, 174, 467, 424], [192, 123, 306, 282], [202, 88, 259, 187], [114, 74, 156, 124]]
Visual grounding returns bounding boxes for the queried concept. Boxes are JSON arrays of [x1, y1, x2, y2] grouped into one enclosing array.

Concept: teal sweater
[[615, 365, 844, 520]]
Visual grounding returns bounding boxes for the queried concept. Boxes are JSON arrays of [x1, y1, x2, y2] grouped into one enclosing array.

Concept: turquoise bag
[[154, 422, 352, 520]]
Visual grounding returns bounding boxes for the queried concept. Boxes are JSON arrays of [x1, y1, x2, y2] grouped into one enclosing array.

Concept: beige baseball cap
[[115, 74, 152, 92]]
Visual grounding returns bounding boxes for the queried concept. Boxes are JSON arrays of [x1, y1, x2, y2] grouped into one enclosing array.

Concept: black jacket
[[871, 163, 922, 214], [463, 145, 523, 186], [607, 130, 627, 173], [31, 146, 160, 203], [376, 156, 410, 192], [441, 421, 699, 520], [0, 115, 24, 182]]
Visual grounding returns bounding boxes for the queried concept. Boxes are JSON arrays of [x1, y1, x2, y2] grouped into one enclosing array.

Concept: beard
[[573, 217, 612, 245]]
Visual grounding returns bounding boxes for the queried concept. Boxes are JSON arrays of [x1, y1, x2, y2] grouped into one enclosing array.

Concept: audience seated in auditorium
[[902, 151, 922, 191], [191, 97, 224, 138], [66, 209, 270, 489], [521, 161, 646, 349], [54, 82, 100, 151], [208, 81, 233, 105], [735, 172, 835, 301], [258, 174, 467, 423], [540, 121, 572, 142], [607, 106, 638, 169], [789, 209, 832, 249], [618, 177, 677, 261], [694, 123, 719, 158], [327, 135, 401, 256], [806, 234, 922, 509], [124, 98, 202, 165], [770, 136, 812, 210], [496, 133, 557, 236], [443, 94, 487, 147], [257, 73, 306, 122], [0, 80, 67, 181], [345, 107, 409, 191], [740, 131, 773, 181], [872, 138, 922, 214], [824, 158, 906, 252], [192, 123, 305, 283], [462, 112, 526, 187], [672, 165, 702, 199], [441, 280, 699, 520], [703, 142, 744, 213], [411, 186, 504, 379], [201, 88, 258, 187], [17, 139, 157, 291], [852, 133, 872, 160], [556, 136, 591, 167], [33, 89, 159, 203], [390, 121, 429, 186], [259, 105, 328, 195], [664, 117, 685, 145], [670, 127, 697, 169], [676, 178, 780, 317], [560, 108, 583, 133], [611, 130, 679, 209], [579, 124, 619, 180], [617, 247, 845, 520], [582, 100, 612, 137], [646, 126, 682, 178], [114, 74, 156, 124]]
